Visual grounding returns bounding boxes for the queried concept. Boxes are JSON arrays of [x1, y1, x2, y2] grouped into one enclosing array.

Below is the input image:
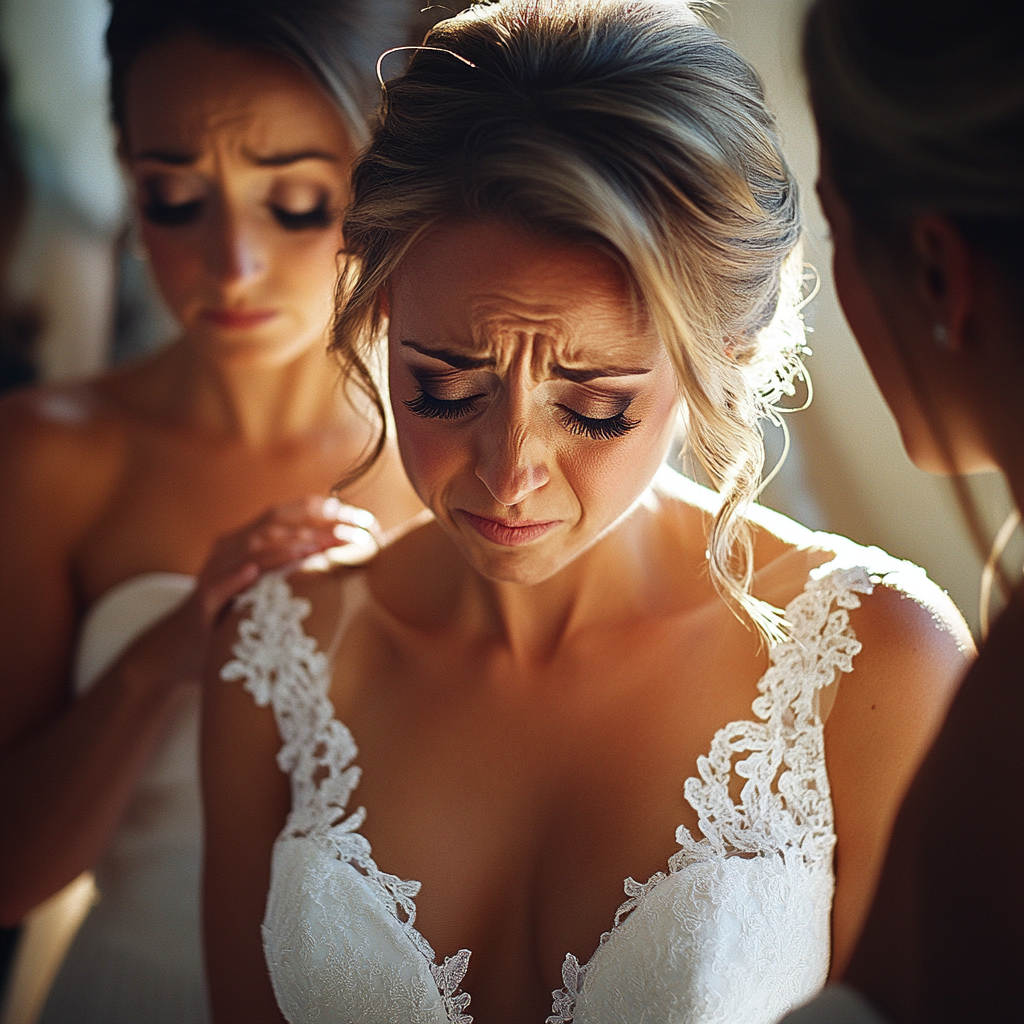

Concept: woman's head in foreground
[[336, 0, 805, 625], [106, 0, 410, 364], [804, 0, 1024, 475]]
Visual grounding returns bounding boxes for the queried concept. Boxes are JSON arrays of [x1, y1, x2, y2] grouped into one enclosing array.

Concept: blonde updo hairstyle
[[335, 0, 805, 633]]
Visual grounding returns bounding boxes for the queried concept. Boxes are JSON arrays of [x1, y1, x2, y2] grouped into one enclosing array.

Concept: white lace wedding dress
[[223, 536, 934, 1024]]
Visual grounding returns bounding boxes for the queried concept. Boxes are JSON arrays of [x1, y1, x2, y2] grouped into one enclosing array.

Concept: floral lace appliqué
[[546, 565, 873, 1023], [222, 572, 473, 1023]]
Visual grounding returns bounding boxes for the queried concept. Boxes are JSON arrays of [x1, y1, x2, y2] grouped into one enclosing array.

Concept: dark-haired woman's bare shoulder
[[0, 378, 135, 748], [0, 378, 131, 543]]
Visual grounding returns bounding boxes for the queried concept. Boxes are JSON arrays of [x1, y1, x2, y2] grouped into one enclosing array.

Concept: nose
[[474, 405, 550, 506], [209, 205, 265, 290]]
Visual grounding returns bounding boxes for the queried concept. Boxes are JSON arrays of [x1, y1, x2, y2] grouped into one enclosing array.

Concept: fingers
[[195, 497, 383, 628], [322, 497, 383, 541], [243, 522, 336, 556], [199, 561, 261, 627]]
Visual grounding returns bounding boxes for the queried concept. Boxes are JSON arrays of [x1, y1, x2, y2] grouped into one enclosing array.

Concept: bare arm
[[202, 605, 290, 1024], [824, 582, 971, 978]]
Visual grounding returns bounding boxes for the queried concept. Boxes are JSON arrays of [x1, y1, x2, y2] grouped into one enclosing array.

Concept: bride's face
[[122, 32, 353, 366], [388, 221, 680, 586]]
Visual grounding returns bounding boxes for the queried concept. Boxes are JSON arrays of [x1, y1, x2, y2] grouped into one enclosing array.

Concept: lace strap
[[220, 572, 364, 833], [672, 564, 873, 868], [219, 571, 458, 990]]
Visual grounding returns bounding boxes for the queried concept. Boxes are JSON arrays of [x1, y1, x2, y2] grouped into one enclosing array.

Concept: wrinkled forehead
[[389, 220, 660, 365], [122, 32, 348, 159]]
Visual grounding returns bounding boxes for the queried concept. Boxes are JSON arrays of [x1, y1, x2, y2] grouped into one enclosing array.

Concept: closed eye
[[272, 201, 334, 231], [558, 405, 640, 440], [142, 198, 204, 227], [404, 389, 483, 420]]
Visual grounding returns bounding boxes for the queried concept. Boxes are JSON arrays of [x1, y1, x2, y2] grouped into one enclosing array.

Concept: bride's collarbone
[[317, 590, 776, 985]]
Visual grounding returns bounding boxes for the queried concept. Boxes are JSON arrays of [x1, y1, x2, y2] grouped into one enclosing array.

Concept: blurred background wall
[[0, 0, 173, 390], [0, 0, 1013, 634]]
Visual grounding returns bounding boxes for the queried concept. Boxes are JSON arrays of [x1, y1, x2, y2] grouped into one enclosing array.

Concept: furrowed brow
[[247, 149, 340, 167], [401, 341, 494, 370], [132, 149, 340, 167], [552, 364, 652, 383]]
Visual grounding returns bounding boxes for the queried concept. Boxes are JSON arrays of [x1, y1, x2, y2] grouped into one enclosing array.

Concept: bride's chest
[[325, 618, 769, 1007]]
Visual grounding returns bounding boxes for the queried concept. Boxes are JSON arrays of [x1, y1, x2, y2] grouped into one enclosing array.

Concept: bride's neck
[[473, 506, 667, 666]]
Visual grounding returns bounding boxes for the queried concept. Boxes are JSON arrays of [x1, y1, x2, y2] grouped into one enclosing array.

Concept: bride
[[202, 2, 971, 1022]]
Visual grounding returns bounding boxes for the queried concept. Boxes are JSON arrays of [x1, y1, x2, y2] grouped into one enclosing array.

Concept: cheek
[[832, 232, 896, 378], [563, 389, 678, 513], [831, 231, 941, 467], [391, 405, 466, 504], [139, 225, 198, 311]]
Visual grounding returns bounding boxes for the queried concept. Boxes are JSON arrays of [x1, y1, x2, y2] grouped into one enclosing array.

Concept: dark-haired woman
[[0, 2, 420, 1022], [787, 1, 1024, 1022], [202, 3, 972, 1021]]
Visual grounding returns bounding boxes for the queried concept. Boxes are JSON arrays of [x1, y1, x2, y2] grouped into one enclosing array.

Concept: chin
[[470, 551, 566, 587], [197, 327, 320, 368], [900, 424, 995, 477], [450, 533, 573, 587]]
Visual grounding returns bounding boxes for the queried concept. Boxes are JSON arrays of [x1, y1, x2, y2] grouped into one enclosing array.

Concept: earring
[[933, 322, 949, 348]]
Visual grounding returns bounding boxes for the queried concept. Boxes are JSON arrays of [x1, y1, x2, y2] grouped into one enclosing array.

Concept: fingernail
[[333, 523, 368, 544], [329, 504, 378, 531]]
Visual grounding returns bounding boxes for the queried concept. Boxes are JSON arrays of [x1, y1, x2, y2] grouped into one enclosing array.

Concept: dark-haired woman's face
[[816, 161, 951, 471], [123, 33, 354, 365], [388, 221, 680, 587], [818, 160, 1000, 476]]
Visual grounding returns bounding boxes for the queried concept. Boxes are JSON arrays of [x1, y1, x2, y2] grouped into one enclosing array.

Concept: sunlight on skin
[[388, 220, 681, 589]]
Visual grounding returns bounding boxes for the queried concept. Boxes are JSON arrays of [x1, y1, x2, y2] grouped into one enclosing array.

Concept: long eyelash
[[273, 203, 333, 231], [559, 406, 640, 440], [141, 199, 203, 227], [404, 389, 481, 420]]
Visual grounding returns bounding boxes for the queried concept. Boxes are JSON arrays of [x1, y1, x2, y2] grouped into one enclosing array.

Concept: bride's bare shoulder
[[270, 511, 445, 642], [649, 466, 971, 646], [648, 465, 826, 572]]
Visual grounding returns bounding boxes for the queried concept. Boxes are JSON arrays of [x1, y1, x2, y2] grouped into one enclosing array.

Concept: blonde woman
[[0, 2, 421, 1022], [203, 2, 971, 1022]]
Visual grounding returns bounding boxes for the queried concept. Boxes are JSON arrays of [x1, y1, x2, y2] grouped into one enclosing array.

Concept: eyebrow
[[552, 364, 652, 382], [400, 341, 652, 379], [401, 341, 494, 370], [132, 148, 340, 166]]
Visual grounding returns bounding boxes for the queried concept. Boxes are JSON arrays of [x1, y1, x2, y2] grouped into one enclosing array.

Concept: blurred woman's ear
[[910, 214, 975, 355]]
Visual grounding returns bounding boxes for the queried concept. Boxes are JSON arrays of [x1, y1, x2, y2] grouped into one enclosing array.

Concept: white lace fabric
[[222, 561, 876, 1024]]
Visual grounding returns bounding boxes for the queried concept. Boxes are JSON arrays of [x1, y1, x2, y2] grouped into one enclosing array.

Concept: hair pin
[[376, 45, 477, 88]]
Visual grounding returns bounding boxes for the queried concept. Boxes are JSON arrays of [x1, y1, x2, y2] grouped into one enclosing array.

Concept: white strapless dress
[[223, 524, 940, 1024], [35, 573, 211, 1024]]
